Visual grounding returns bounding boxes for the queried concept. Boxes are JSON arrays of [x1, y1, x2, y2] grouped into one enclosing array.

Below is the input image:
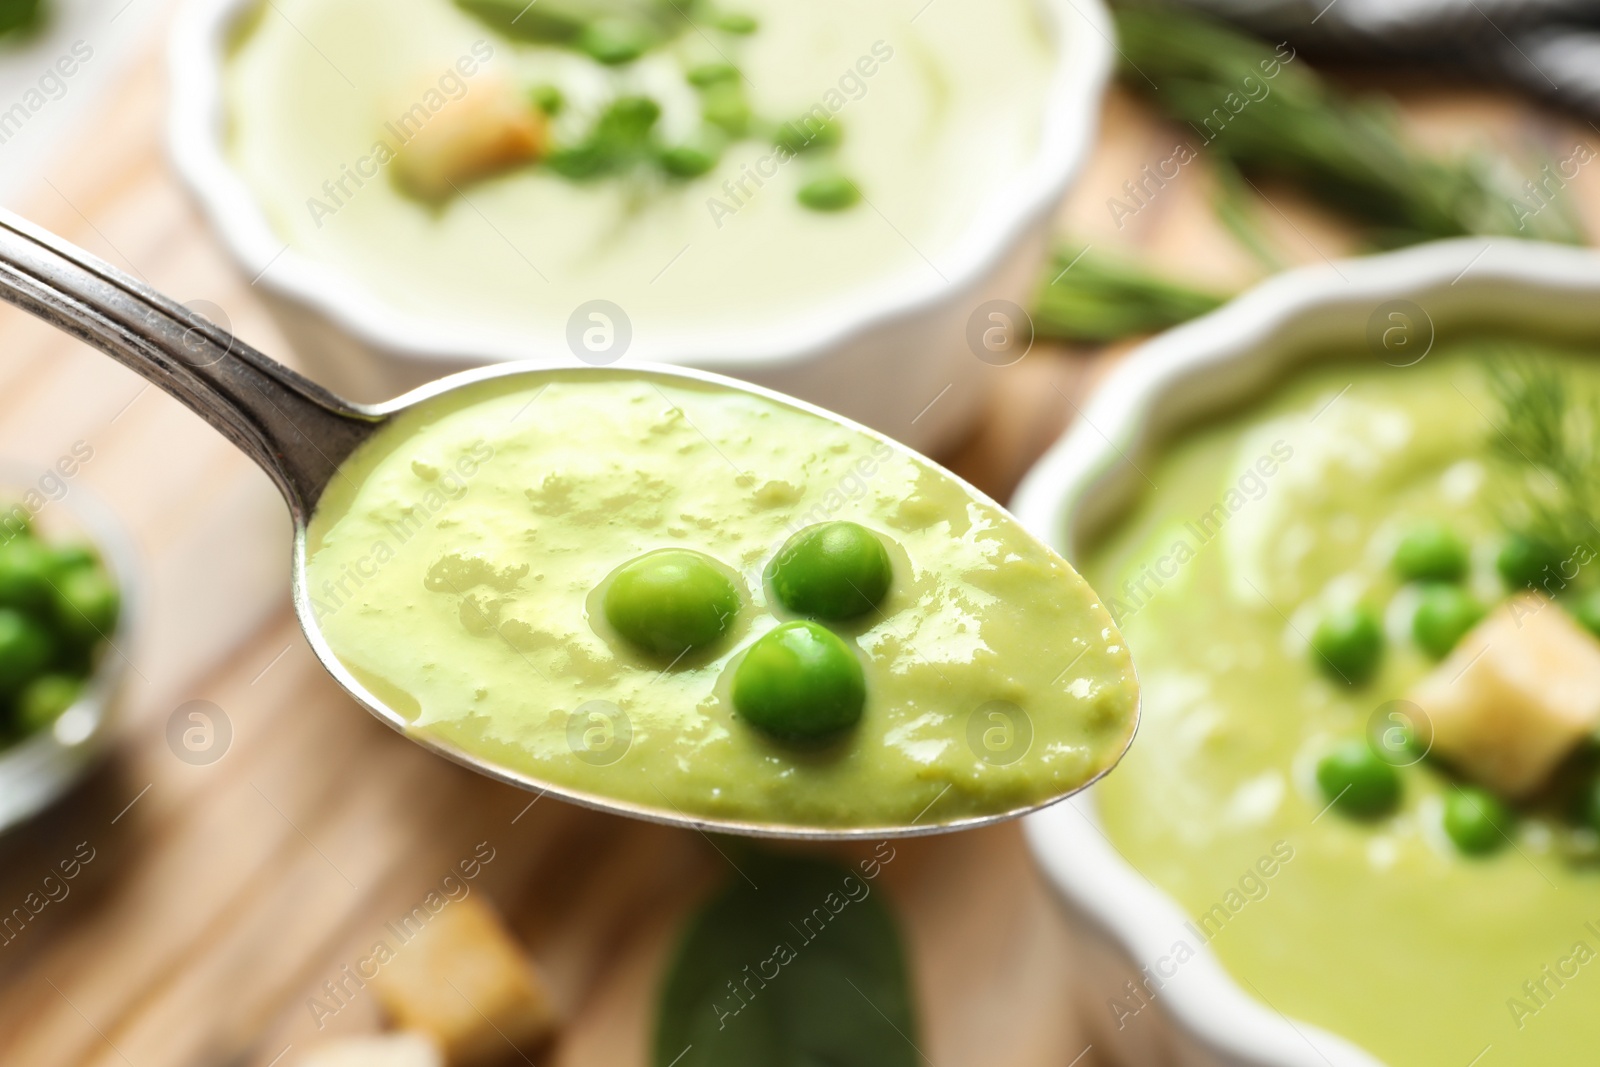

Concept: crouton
[[391, 80, 546, 202], [1408, 593, 1600, 797], [369, 897, 558, 1066]]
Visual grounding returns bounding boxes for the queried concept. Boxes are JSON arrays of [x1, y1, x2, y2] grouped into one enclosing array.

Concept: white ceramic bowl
[[1010, 238, 1600, 1067], [164, 0, 1113, 451]]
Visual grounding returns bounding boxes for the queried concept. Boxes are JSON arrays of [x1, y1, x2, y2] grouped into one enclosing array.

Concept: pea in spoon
[[0, 210, 1137, 839]]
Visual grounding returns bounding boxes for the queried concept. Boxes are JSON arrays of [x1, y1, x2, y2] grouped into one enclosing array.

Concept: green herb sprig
[[1033, 245, 1229, 343], [1026, 5, 1589, 346], [1486, 358, 1600, 562], [1112, 2, 1585, 249]]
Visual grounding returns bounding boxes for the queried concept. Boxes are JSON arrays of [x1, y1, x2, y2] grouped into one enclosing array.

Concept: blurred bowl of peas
[[0, 468, 136, 834]]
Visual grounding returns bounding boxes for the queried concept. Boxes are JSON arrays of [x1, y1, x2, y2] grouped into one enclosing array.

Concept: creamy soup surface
[[305, 371, 1138, 829]]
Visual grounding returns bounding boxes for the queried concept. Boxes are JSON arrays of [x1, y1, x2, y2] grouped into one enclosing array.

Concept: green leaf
[[653, 851, 918, 1067]]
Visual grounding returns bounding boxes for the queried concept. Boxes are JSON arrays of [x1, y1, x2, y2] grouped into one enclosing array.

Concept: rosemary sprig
[[1027, 6, 1589, 346], [1112, 2, 1586, 248], [1032, 245, 1229, 343], [1486, 358, 1600, 559]]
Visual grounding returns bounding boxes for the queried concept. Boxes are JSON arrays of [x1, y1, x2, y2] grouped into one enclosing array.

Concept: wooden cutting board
[[0, 11, 1593, 1067]]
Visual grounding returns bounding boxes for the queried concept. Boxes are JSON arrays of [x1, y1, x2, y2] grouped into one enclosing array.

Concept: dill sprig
[[1032, 245, 1228, 343], [1111, 2, 1586, 249], [1486, 358, 1600, 557]]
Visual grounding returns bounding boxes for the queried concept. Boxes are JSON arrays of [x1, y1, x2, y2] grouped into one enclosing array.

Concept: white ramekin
[[164, 0, 1113, 451], [1010, 238, 1600, 1067]]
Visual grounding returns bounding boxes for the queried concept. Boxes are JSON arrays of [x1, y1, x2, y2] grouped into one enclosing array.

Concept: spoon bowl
[[0, 210, 1138, 839]]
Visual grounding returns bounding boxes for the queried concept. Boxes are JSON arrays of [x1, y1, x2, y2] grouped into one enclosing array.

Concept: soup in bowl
[[170, 0, 1111, 445], [1017, 239, 1600, 1067]]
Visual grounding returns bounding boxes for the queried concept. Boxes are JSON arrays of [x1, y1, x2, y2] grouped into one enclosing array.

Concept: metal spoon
[[0, 209, 1135, 839]]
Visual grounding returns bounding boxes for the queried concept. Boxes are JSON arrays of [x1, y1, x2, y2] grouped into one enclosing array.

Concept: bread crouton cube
[[370, 897, 558, 1066], [295, 1032, 442, 1067], [1409, 593, 1600, 797], [391, 80, 545, 202]]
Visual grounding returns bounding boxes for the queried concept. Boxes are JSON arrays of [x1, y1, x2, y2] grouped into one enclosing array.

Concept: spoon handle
[[0, 210, 379, 520]]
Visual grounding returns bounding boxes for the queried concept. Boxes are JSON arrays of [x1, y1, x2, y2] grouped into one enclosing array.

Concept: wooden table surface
[[0, 10, 1595, 1067]]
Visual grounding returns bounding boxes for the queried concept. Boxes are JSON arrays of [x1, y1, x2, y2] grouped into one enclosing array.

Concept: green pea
[[603, 549, 739, 657], [767, 522, 891, 620], [1412, 585, 1485, 659], [797, 172, 861, 212], [1393, 521, 1469, 582], [714, 11, 758, 33], [1315, 739, 1401, 818], [530, 84, 566, 115], [54, 567, 121, 647], [687, 62, 739, 87], [0, 538, 56, 612], [1311, 606, 1383, 685], [659, 143, 719, 178], [1497, 533, 1563, 592], [545, 143, 609, 180], [1444, 786, 1512, 855], [577, 16, 655, 65], [1574, 591, 1600, 642], [16, 673, 81, 735], [700, 82, 750, 136], [602, 94, 662, 135], [774, 117, 841, 155], [0, 608, 52, 693], [732, 621, 865, 740]]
